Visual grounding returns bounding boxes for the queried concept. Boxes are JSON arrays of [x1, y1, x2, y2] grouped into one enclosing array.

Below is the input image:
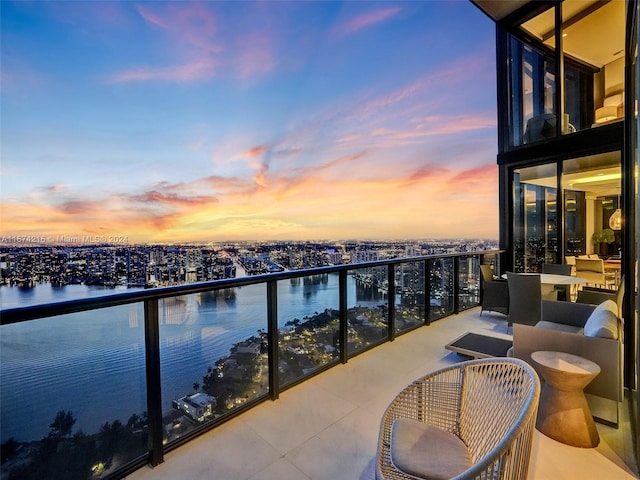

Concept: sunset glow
[[1, 1, 497, 243]]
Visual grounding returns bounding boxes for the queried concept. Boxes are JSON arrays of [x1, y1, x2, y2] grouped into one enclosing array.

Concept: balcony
[[1, 251, 637, 479], [126, 308, 638, 480]]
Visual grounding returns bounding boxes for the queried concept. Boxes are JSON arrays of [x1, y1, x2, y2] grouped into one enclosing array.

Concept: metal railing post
[[339, 269, 348, 364], [387, 264, 396, 341], [424, 259, 431, 326], [453, 257, 460, 314], [267, 280, 279, 400], [144, 298, 164, 467]]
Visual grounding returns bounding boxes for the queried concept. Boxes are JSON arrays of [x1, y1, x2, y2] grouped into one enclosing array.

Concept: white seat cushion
[[583, 300, 619, 340], [390, 418, 472, 480]]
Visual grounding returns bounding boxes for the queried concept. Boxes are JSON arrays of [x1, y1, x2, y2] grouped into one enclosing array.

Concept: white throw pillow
[[583, 300, 618, 340]]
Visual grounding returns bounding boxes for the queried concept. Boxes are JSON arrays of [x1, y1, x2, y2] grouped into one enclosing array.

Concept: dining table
[[539, 273, 588, 300], [502, 273, 588, 300]]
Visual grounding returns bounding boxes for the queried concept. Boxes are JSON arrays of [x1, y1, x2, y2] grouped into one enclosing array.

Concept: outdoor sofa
[[511, 299, 623, 425]]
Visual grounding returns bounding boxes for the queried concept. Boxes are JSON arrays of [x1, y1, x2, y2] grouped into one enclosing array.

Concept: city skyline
[[1, 1, 498, 243]]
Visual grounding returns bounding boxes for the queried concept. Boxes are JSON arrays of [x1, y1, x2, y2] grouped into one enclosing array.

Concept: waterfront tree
[[48, 410, 75, 439]]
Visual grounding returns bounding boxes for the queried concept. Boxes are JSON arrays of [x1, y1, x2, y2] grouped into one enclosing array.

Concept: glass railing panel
[[482, 252, 501, 275], [347, 266, 388, 355], [394, 261, 425, 334], [428, 257, 454, 320], [1, 305, 148, 479], [458, 255, 481, 311], [161, 286, 268, 445], [277, 273, 340, 387]]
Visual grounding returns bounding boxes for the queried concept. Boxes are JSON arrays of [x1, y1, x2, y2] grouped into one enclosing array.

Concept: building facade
[[473, 0, 639, 462]]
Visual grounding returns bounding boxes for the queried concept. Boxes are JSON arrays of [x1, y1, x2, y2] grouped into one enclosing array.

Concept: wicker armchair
[[376, 358, 540, 480]]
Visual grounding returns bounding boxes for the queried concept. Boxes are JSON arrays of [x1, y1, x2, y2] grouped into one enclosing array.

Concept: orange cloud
[[0, 155, 499, 242], [133, 190, 218, 206], [58, 200, 98, 215], [446, 163, 498, 196], [239, 145, 269, 159]]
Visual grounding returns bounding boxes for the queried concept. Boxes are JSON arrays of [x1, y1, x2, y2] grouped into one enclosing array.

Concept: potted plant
[[591, 228, 615, 256]]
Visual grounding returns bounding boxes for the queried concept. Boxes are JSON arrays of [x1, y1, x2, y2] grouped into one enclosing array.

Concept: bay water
[[0, 274, 384, 442]]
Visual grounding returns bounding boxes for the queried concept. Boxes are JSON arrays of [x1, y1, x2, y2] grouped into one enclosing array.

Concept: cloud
[[402, 164, 450, 187], [111, 3, 279, 84], [106, 3, 222, 84], [42, 184, 69, 194], [136, 3, 221, 54], [0, 51, 47, 93], [238, 145, 269, 159], [447, 163, 497, 194], [58, 200, 98, 215], [232, 32, 277, 80], [136, 3, 171, 30], [110, 58, 217, 83], [196, 176, 255, 195], [132, 190, 217, 206], [0, 153, 499, 242], [332, 8, 402, 40]]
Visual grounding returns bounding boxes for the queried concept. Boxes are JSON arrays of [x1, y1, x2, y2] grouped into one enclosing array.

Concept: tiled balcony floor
[[127, 307, 638, 480]]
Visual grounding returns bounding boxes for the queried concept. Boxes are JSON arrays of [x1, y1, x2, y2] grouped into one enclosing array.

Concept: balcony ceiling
[[471, 0, 530, 21], [520, 151, 622, 197]]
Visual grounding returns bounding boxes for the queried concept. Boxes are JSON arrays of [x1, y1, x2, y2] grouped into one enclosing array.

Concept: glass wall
[[562, 153, 622, 259], [1, 305, 148, 478], [507, 1, 625, 148], [277, 275, 340, 388], [509, 33, 556, 146], [347, 265, 388, 355], [458, 255, 481, 310], [563, 189, 587, 256], [513, 163, 558, 272], [394, 261, 426, 334], [161, 286, 269, 443], [511, 152, 622, 272], [428, 257, 454, 319]]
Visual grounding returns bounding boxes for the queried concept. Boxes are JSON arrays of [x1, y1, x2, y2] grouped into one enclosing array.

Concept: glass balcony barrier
[[0, 250, 502, 480]]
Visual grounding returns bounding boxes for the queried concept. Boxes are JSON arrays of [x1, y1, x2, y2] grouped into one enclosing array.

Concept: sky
[[1, 1, 497, 244]]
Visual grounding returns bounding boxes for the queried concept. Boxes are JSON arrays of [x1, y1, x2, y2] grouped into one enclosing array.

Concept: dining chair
[[479, 265, 509, 316], [575, 258, 608, 288], [506, 273, 541, 333], [564, 255, 577, 276], [577, 276, 625, 318]]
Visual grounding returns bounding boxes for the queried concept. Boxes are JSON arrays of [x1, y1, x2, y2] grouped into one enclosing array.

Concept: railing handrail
[[0, 250, 503, 325]]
